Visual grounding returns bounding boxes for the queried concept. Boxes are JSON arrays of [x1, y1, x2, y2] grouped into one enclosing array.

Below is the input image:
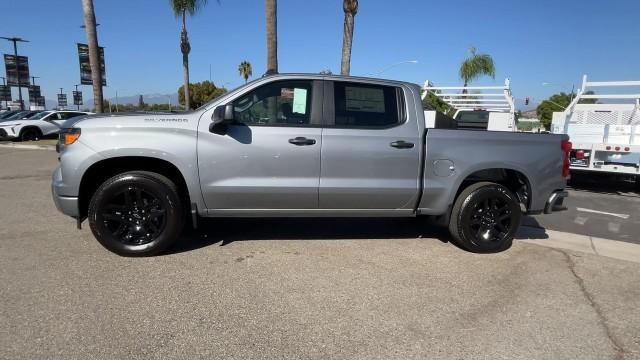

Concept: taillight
[[625, 147, 630, 152], [561, 140, 572, 178], [606, 146, 611, 150], [615, 146, 621, 151], [575, 150, 585, 160]]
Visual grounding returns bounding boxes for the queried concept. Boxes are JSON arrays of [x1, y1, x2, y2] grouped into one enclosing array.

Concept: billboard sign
[[4, 54, 30, 86], [57, 93, 67, 108], [28, 85, 41, 102], [73, 91, 83, 105], [0, 85, 11, 101], [36, 96, 45, 107], [77, 43, 106, 86]]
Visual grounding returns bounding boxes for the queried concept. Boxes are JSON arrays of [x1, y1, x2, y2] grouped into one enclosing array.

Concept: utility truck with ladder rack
[[422, 78, 516, 132], [551, 75, 640, 186]]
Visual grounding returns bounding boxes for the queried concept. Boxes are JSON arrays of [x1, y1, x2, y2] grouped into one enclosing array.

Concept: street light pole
[[59, 87, 64, 110], [1, 37, 30, 110], [372, 60, 418, 76]]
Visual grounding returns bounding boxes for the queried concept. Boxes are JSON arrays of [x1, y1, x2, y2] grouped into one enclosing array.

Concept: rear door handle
[[390, 140, 414, 149], [288, 137, 316, 146]]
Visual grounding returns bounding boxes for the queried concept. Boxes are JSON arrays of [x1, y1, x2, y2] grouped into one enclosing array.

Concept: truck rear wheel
[[88, 171, 184, 256], [448, 182, 521, 253]]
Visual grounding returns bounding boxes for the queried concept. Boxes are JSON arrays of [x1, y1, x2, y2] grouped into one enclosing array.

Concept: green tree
[[170, 0, 215, 110], [265, 0, 278, 75], [459, 47, 495, 93], [238, 60, 253, 83], [81, 0, 104, 113], [537, 91, 597, 129], [422, 92, 452, 115], [340, 0, 358, 75], [178, 80, 227, 109]]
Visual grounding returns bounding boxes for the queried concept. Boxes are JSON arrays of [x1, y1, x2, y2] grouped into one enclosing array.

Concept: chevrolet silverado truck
[[52, 74, 570, 256]]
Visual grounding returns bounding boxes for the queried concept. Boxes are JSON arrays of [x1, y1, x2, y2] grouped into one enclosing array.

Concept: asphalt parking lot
[[1, 147, 639, 359]]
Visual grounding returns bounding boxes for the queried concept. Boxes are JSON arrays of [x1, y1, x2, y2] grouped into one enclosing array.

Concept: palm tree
[[265, 0, 278, 74], [340, 0, 358, 76], [81, 0, 103, 113], [238, 61, 253, 83], [170, 0, 212, 110], [459, 47, 495, 93]]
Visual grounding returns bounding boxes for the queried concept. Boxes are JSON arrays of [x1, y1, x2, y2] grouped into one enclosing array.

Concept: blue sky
[[2, 0, 639, 109]]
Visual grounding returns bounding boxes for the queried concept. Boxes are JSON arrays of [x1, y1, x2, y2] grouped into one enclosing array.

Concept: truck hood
[[61, 111, 188, 129]]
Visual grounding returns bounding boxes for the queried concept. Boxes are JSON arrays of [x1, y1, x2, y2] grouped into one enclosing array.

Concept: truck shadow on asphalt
[[168, 217, 456, 255], [168, 216, 553, 255], [568, 175, 639, 198]]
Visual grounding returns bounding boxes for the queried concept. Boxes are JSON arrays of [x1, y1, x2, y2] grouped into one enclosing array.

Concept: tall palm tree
[[459, 47, 495, 93], [81, 0, 103, 113], [170, 0, 211, 110], [238, 61, 253, 83], [265, 0, 278, 75], [340, 0, 358, 76]]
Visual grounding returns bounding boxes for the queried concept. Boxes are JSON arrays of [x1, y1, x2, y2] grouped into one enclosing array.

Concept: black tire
[[20, 127, 41, 141], [448, 182, 521, 253], [88, 171, 184, 256]]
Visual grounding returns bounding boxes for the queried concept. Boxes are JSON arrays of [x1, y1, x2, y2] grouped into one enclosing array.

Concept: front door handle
[[288, 137, 316, 146], [390, 140, 414, 149]]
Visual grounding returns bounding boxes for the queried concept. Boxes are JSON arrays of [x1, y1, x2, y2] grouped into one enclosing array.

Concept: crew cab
[[0, 110, 92, 141], [52, 74, 570, 256]]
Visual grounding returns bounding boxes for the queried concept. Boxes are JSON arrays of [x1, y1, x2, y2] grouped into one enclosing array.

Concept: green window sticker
[[292, 88, 308, 114]]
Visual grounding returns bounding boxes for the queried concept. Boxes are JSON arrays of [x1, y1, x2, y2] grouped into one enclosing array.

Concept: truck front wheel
[[88, 171, 185, 256], [448, 182, 521, 253]]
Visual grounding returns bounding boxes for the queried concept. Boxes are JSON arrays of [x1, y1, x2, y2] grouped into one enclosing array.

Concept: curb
[[0, 142, 56, 151], [517, 226, 640, 264]]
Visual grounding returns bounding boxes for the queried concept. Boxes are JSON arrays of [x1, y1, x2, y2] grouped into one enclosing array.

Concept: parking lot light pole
[[372, 60, 418, 76], [1, 37, 30, 110]]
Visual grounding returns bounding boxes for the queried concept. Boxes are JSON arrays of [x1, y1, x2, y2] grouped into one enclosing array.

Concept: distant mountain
[[87, 93, 179, 107], [43, 93, 179, 110]]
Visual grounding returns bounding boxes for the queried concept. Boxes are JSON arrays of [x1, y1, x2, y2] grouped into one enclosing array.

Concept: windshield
[[27, 111, 51, 120], [195, 80, 259, 111], [6, 111, 29, 120]]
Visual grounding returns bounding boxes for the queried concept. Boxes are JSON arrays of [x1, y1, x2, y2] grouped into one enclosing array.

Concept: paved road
[[526, 176, 640, 244], [1, 148, 639, 359]]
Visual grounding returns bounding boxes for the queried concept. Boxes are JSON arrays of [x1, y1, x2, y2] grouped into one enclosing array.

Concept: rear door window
[[332, 82, 401, 128]]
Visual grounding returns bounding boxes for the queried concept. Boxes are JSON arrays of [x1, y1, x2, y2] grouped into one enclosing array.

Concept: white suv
[[0, 110, 93, 141]]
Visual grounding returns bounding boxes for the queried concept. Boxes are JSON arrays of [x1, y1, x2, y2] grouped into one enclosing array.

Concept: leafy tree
[[422, 91, 452, 115], [459, 47, 495, 93], [178, 80, 227, 109], [238, 61, 253, 83], [340, 0, 358, 75], [81, 0, 104, 113], [536, 91, 597, 129], [265, 0, 278, 75], [170, 0, 216, 110]]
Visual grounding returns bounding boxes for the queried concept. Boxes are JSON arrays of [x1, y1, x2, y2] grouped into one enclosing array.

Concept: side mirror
[[210, 104, 234, 133], [212, 104, 234, 125]]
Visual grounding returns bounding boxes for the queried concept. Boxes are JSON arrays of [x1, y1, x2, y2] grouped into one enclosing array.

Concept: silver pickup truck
[[52, 74, 570, 256]]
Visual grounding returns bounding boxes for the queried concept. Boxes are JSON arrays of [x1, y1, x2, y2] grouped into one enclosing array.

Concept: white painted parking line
[[608, 222, 621, 233], [576, 207, 630, 220], [574, 216, 588, 225]]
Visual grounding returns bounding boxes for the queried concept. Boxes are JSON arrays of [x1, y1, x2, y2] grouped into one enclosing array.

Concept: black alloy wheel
[[88, 171, 184, 256], [449, 182, 522, 253]]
